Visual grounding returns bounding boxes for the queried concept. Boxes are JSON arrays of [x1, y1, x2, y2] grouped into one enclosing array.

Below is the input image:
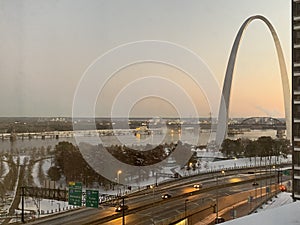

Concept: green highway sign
[[283, 170, 290, 175], [86, 189, 99, 208], [68, 182, 82, 206]]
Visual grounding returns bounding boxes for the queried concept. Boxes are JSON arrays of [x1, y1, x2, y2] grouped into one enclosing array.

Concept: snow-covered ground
[[32, 162, 41, 187], [16, 153, 292, 218], [255, 191, 293, 213], [15, 198, 77, 216], [1, 150, 294, 224], [24, 146, 293, 192], [0, 160, 9, 179], [224, 192, 299, 225]]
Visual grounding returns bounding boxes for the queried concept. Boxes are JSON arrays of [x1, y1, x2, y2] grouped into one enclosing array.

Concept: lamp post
[[221, 170, 226, 186], [221, 170, 225, 180], [234, 157, 237, 168], [216, 170, 225, 224], [150, 185, 155, 224], [216, 174, 219, 222], [150, 185, 155, 201], [117, 170, 122, 184], [254, 155, 257, 205], [37, 198, 41, 218], [122, 196, 125, 225], [117, 170, 122, 196], [185, 199, 189, 225], [272, 165, 276, 192], [279, 152, 282, 185], [21, 187, 25, 223]]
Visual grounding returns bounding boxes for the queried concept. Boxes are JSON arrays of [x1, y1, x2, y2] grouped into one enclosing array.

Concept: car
[[252, 182, 259, 186], [161, 193, 172, 199], [115, 204, 129, 212], [193, 183, 203, 189], [214, 217, 225, 224], [279, 184, 287, 192]]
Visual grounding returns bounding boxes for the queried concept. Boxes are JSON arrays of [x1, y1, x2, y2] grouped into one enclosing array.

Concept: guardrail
[[124, 162, 291, 198]]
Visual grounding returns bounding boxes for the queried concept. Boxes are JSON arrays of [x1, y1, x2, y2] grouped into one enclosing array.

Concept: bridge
[[229, 117, 286, 130]]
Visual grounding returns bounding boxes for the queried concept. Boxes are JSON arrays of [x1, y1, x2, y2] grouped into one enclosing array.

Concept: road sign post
[[68, 182, 82, 206], [86, 190, 99, 208]]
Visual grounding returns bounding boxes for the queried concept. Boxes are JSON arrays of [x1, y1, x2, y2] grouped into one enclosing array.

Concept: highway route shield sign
[[86, 189, 99, 208], [68, 182, 82, 206]]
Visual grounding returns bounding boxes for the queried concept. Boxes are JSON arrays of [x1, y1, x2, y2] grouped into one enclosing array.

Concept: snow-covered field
[[224, 192, 298, 225], [255, 191, 293, 213]]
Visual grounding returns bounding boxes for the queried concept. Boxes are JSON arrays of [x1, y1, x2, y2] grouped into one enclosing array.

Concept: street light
[[117, 170, 122, 196], [185, 199, 189, 225], [150, 185, 155, 199], [189, 162, 193, 174], [272, 165, 278, 194], [121, 196, 125, 225], [221, 170, 226, 185], [216, 170, 225, 224], [117, 170, 122, 184], [150, 185, 155, 224], [215, 174, 219, 224]]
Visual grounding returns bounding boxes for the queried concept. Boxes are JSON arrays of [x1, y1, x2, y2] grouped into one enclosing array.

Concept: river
[[0, 129, 278, 153]]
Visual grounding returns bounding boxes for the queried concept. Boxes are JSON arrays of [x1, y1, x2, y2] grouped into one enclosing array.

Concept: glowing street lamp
[[216, 170, 225, 224], [117, 170, 122, 184], [221, 170, 225, 183], [150, 185, 155, 223]]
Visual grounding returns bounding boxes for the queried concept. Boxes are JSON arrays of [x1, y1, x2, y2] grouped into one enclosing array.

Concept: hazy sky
[[0, 0, 291, 118]]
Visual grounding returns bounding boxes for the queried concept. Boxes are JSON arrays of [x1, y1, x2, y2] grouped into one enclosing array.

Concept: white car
[[193, 183, 203, 188]]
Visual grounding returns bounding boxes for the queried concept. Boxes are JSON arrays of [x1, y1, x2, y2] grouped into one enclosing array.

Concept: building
[[292, 0, 300, 200]]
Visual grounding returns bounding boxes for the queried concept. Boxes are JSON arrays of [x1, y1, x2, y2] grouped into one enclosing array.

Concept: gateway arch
[[216, 15, 290, 148]]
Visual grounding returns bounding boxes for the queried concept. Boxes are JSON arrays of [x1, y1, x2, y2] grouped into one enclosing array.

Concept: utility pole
[[21, 187, 25, 223], [122, 196, 125, 225], [185, 199, 189, 225], [216, 175, 219, 223]]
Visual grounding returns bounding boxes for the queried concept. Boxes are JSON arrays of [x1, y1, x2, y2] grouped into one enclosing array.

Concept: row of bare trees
[[47, 142, 111, 186]]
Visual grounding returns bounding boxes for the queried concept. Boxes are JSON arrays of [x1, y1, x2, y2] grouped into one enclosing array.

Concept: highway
[[100, 173, 277, 225], [25, 167, 285, 225]]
